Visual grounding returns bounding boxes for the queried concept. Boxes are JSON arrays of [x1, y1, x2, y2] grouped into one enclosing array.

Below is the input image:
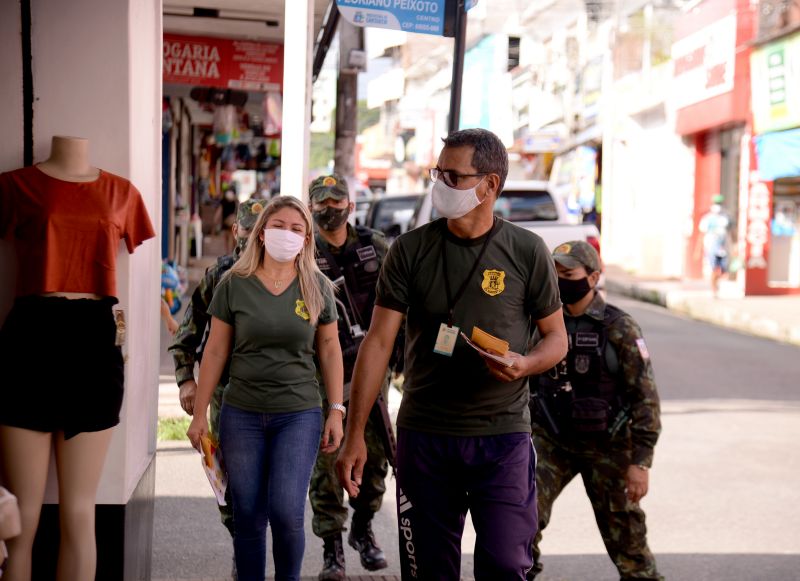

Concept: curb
[[606, 277, 800, 347]]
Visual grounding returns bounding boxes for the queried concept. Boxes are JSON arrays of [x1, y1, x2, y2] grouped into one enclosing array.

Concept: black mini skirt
[[0, 295, 125, 439]]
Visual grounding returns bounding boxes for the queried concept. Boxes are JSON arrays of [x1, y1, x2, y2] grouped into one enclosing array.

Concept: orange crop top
[[0, 166, 156, 298]]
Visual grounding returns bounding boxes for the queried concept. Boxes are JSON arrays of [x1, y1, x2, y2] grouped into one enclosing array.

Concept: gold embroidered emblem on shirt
[[295, 299, 310, 320], [481, 269, 505, 296]]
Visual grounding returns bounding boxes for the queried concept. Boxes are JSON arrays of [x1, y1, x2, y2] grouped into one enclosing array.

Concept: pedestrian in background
[[169, 197, 263, 574], [187, 196, 345, 581], [337, 128, 567, 580], [698, 194, 733, 297], [528, 240, 663, 581], [306, 174, 393, 580]]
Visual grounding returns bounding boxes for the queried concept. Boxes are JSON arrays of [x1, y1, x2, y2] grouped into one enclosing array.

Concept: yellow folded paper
[[471, 326, 509, 355]]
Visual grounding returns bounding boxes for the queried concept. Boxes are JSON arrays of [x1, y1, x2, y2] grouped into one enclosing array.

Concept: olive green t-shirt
[[376, 218, 561, 436], [208, 273, 337, 413]]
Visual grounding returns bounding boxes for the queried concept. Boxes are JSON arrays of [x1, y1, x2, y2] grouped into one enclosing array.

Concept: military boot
[[318, 533, 345, 581], [348, 515, 387, 571]]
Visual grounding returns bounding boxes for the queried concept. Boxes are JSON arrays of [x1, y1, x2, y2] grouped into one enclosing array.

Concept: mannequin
[[0, 135, 155, 581], [35, 136, 100, 183]]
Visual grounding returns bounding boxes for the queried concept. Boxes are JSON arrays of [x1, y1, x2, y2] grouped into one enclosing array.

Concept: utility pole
[[334, 20, 364, 179], [448, 0, 467, 135]]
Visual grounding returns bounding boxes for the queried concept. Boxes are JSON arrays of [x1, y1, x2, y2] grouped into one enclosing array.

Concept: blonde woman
[[188, 195, 344, 581]]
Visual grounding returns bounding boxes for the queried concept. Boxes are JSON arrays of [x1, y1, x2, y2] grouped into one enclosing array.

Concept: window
[[494, 190, 558, 222]]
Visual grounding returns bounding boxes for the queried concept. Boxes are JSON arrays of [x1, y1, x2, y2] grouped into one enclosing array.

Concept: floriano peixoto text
[[341, 0, 440, 12]]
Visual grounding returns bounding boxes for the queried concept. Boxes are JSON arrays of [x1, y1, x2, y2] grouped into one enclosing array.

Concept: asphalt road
[[153, 294, 800, 580]]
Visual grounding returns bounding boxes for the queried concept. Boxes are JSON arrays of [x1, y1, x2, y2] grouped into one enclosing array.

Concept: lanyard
[[441, 217, 498, 327]]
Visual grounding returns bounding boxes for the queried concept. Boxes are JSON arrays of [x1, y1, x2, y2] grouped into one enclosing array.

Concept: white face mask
[[263, 228, 305, 262], [431, 177, 486, 219]]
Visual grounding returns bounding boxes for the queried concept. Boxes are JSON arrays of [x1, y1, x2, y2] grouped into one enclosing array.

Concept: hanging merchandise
[[268, 137, 281, 159], [198, 148, 211, 180], [162, 99, 173, 134], [213, 104, 237, 145], [256, 141, 273, 170], [161, 260, 188, 315], [264, 92, 283, 135], [220, 145, 238, 172], [236, 143, 253, 168]]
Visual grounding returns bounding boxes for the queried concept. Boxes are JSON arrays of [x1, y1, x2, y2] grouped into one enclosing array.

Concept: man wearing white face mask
[[337, 128, 568, 580], [188, 196, 345, 580]]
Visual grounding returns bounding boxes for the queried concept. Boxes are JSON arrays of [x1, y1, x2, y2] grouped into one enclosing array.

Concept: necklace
[[260, 268, 294, 290]]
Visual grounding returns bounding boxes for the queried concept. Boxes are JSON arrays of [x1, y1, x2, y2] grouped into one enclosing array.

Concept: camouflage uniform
[[309, 223, 392, 539], [530, 290, 663, 581], [168, 199, 265, 538]]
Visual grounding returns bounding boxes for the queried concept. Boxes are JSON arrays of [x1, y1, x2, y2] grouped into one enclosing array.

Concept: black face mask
[[558, 276, 592, 305], [312, 207, 349, 231]]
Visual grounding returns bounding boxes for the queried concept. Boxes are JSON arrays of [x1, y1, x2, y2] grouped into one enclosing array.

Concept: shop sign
[[336, 0, 475, 36], [751, 32, 800, 134], [672, 11, 737, 110], [163, 33, 283, 92], [336, 0, 446, 35], [745, 171, 772, 269]]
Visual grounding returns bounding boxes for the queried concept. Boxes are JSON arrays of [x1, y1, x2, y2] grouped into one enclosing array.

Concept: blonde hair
[[226, 195, 335, 325]]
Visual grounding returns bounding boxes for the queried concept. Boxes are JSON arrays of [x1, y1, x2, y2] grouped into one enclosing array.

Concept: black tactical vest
[[315, 226, 382, 383], [535, 304, 625, 435]]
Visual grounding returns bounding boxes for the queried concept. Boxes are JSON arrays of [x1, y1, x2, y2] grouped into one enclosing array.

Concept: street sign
[[336, 0, 447, 36]]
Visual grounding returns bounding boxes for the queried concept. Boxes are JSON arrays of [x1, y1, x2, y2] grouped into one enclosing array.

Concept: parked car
[[410, 180, 601, 255], [364, 193, 425, 242]]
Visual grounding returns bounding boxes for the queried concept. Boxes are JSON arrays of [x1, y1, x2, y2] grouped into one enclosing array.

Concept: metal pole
[[334, 20, 363, 180], [447, 0, 467, 135]]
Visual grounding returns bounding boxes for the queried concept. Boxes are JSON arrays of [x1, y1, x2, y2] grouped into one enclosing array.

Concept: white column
[[26, 0, 162, 507], [280, 0, 314, 199], [0, 1, 23, 322]]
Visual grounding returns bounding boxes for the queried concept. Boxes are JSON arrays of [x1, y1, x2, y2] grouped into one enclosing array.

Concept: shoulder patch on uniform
[[636, 338, 650, 360]]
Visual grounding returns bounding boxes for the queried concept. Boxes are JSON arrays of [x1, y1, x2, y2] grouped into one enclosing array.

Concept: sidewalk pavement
[[604, 264, 800, 347]]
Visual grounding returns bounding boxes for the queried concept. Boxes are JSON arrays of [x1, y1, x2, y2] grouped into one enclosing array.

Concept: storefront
[[162, 32, 285, 265], [673, 0, 758, 293], [748, 29, 800, 294]]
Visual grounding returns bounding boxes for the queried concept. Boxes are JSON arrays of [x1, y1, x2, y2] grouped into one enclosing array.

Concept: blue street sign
[[336, 0, 447, 36]]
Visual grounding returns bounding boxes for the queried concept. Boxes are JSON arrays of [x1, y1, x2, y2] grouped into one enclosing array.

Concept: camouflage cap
[[236, 199, 265, 230], [553, 240, 601, 272], [309, 173, 349, 202]]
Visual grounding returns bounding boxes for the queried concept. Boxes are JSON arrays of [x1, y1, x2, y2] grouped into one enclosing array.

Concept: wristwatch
[[329, 403, 346, 419]]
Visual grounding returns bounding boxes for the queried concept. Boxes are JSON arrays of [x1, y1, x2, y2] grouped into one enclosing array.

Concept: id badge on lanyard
[[435, 218, 497, 357]]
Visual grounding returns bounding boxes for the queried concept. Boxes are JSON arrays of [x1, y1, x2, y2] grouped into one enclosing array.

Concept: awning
[[755, 127, 800, 181]]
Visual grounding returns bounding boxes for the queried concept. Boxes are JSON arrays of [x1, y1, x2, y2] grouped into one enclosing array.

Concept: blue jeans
[[219, 404, 322, 581]]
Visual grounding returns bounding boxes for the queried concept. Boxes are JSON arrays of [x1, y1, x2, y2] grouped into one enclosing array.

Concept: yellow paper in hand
[[471, 326, 509, 355], [199, 435, 228, 506]]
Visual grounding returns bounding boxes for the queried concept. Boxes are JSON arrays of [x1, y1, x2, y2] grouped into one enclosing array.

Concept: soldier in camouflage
[[168, 198, 264, 546], [306, 174, 393, 581], [528, 240, 663, 581]]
